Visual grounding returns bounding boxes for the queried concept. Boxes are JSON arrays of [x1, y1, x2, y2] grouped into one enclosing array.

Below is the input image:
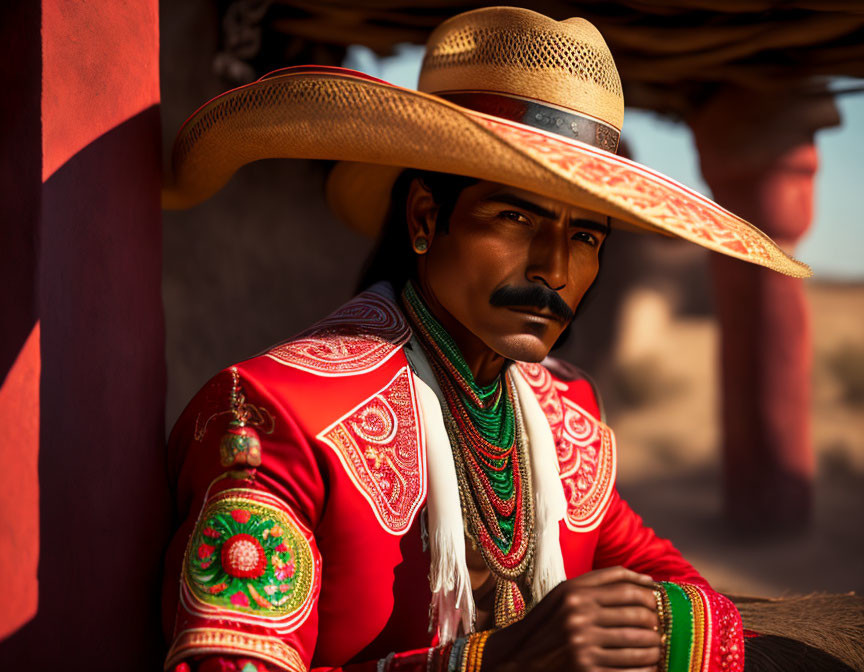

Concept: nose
[[526, 225, 568, 291]]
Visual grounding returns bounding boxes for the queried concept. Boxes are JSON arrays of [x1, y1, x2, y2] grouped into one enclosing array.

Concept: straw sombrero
[[164, 6, 811, 278]]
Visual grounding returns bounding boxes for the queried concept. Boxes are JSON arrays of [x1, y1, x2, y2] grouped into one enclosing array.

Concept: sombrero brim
[[164, 66, 811, 278]]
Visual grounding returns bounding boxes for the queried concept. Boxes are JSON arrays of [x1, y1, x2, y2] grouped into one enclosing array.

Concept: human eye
[[500, 210, 531, 225], [571, 230, 599, 247]]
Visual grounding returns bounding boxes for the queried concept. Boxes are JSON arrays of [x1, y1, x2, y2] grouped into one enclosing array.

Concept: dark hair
[[355, 169, 479, 293]]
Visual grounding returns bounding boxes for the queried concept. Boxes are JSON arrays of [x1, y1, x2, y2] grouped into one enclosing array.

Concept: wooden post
[[690, 86, 839, 534]]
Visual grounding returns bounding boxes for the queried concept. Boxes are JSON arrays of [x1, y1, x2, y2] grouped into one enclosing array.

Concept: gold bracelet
[[653, 586, 665, 631], [460, 633, 473, 672], [464, 630, 492, 672], [653, 585, 671, 671], [681, 584, 706, 672], [474, 630, 492, 672]]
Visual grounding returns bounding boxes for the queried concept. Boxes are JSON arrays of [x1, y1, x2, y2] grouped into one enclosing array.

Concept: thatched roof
[[219, 1, 864, 115]]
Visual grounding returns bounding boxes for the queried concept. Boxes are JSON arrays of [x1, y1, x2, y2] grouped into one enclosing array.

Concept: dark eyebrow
[[483, 193, 609, 234], [570, 218, 610, 235], [483, 193, 557, 220]]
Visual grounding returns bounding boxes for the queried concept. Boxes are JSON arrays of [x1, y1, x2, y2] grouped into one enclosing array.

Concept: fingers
[[595, 605, 660, 630], [569, 566, 654, 589], [593, 627, 661, 649], [513, 569, 664, 672], [537, 567, 654, 621], [583, 644, 661, 669], [592, 582, 657, 610]]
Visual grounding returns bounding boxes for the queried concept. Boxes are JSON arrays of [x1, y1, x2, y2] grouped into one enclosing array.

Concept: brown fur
[[728, 593, 864, 672]]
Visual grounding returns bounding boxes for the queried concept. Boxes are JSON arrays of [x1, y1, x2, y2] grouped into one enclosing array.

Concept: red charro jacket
[[162, 285, 743, 672]]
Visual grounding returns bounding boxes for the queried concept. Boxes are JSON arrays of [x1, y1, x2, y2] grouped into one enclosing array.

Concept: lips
[[507, 306, 560, 322]]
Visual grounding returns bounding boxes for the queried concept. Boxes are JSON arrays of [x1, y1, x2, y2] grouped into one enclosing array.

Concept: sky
[[344, 44, 864, 280]]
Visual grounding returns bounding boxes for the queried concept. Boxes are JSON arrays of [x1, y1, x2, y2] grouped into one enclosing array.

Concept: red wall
[[0, 1, 170, 667], [0, 0, 41, 643]]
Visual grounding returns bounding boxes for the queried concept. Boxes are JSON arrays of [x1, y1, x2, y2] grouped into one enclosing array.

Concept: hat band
[[435, 90, 620, 153]]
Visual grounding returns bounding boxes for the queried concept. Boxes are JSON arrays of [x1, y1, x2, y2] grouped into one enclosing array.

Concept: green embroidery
[[661, 581, 695, 672], [186, 492, 314, 616]]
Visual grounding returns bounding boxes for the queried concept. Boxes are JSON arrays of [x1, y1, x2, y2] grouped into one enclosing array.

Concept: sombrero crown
[[165, 6, 810, 277], [418, 9, 623, 147]]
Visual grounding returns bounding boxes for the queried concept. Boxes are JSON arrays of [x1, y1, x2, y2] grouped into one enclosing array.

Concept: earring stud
[[413, 236, 429, 253]]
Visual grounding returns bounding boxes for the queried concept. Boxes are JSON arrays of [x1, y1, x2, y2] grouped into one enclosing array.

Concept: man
[[161, 7, 812, 672]]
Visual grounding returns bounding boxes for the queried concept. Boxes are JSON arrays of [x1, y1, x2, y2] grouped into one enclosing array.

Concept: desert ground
[[608, 281, 864, 597]]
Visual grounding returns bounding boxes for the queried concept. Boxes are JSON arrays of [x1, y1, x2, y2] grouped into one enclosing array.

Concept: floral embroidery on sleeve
[[180, 488, 321, 635]]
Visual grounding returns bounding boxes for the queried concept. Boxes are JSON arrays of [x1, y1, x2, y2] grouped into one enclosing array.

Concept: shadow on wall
[[0, 107, 171, 670], [0, 0, 41, 642]]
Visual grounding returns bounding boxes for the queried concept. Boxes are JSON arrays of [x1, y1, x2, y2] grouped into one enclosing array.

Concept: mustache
[[489, 284, 574, 323]]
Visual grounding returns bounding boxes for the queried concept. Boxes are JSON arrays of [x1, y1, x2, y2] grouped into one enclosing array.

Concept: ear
[[405, 177, 439, 249]]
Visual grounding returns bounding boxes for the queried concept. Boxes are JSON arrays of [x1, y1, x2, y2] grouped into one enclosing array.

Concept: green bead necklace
[[402, 282, 534, 571]]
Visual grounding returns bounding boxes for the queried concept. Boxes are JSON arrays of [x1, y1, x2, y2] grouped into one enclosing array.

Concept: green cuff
[[660, 581, 694, 672]]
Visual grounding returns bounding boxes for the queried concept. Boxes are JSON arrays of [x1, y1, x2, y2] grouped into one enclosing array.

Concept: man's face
[[412, 179, 609, 364]]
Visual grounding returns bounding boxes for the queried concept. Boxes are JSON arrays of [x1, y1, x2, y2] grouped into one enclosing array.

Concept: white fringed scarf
[[413, 364, 568, 643]]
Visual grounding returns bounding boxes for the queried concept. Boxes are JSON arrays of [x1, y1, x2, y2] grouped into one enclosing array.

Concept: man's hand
[[480, 566, 661, 672]]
